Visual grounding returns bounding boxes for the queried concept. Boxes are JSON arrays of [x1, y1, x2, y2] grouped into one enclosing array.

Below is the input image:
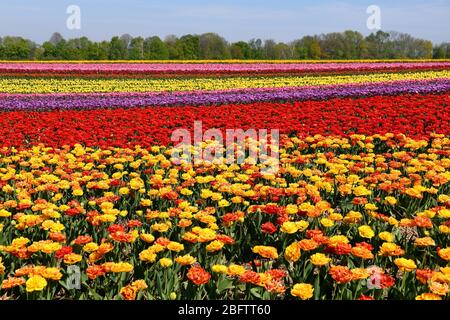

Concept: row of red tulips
[[0, 92, 449, 148]]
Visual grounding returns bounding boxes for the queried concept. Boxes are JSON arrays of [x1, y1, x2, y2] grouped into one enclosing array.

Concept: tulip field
[[0, 60, 450, 301]]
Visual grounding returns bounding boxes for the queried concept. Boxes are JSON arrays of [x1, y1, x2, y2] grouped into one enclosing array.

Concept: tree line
[[0, 30, 449, 60]]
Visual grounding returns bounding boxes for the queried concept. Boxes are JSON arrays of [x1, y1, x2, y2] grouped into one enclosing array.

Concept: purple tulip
[[1, 78, 449, 112]]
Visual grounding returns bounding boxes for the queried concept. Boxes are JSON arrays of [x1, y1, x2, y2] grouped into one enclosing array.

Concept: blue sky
[[1, 0, 449, 43]]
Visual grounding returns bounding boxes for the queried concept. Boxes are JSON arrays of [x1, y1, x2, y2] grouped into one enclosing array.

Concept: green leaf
[[343, 287, 353, 300], [262, 291, 271, 300], [314, 275, 320, 300], [236, 283, 246, 291], [88, 289, 103, 300], [216, 278, 234, 293], [58, 280, 70, 291], [250, 287, 262, 299]]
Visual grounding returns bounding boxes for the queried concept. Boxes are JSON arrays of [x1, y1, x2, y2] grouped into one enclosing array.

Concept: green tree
[[129, 36, 144, 60], [319, 32, 346, 59], [97, 41, 110, 60], [0, 31, 444, 60], [199, 33, 230, 59], [433, 43, 450, 58], [164, 35, 182, 59], [292, 36, 322, 59], [365, 30, 391, 58], [274, 43, 292, 59], [318, 31, 368, 59], [1, 36, 35, 60], [177, 35, 200, 59], [230, 41, 252, 59], [388, 32, 433, 59], [263, 40, 277, 59], [342, 30, 367, 59], [144, 36, 169, 60], [61, 37, 97, 60], [109, 36, 128, 60], [41, 41, 57, 59], [248, 38, 264, 59]]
